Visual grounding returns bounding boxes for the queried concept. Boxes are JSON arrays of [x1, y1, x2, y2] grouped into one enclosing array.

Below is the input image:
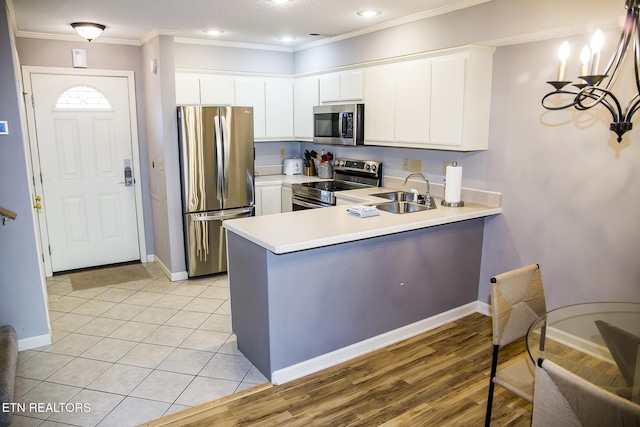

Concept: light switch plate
[[0, 121, 8, 135]]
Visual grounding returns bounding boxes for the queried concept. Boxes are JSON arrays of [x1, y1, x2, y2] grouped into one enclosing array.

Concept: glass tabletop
[[526, 302, 640, 403]]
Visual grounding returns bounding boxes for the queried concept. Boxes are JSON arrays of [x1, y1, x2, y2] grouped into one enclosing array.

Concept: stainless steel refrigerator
[[177, 106, 255, 277]]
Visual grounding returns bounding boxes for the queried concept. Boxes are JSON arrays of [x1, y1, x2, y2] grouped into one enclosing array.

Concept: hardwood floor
[[143, 313, 533, 426]]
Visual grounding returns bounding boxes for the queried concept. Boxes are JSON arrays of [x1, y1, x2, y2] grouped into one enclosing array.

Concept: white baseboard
[[18, 333, 51, 351], [546, 326, 614, 364], [476, 300, 491, 316], [153, 256, 188, 282], [145, 254, 155, 263], [271, 302, 479, 385]]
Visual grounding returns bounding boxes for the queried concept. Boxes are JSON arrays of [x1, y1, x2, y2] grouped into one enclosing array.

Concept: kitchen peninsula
[[223, 187, 501, 384]]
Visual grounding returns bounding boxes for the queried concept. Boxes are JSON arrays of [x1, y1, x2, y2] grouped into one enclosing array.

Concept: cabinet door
[[340, 71, 363, 101], [363, 66, 395, 144], [294, 76, 318, 139], [281, 186, 292, 213], [395, 60, 431, 145], [265, 78, 294, 139], [319, 74, 340, 103], [235, 78, 266, 139], [429, 57, 465, 146], [200, 76, 235, 105], [175, 75, 200, 105], [261, 185, 282, 216]]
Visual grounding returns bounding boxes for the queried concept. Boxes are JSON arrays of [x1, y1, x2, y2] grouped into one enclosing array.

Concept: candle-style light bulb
[[590, 29, 604, 75], [580, 45, 591, 77], [557, 41, 570, 81]]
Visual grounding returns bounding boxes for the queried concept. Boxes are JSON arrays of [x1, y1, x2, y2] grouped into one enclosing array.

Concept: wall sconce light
[[541, 0, 640, 143], [71, 22, 106, 42]]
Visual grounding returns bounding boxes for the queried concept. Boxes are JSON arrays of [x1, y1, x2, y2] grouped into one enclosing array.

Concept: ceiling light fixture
[[269, 0, 292, 3], [357, 10, 381, 18], [278, 36, 295, 42], [70, 22, 105, 42], [541, 0, 640, 142], [205, 29, 224, 36]]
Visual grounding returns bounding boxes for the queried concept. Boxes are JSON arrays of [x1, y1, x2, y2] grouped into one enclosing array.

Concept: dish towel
[[346, 205, 380, 218]]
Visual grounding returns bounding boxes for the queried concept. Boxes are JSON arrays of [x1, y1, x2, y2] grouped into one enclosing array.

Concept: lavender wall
[[0, 1, 49, 345]]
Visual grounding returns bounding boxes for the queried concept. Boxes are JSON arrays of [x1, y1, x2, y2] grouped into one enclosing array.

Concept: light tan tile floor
[[11, 262, 268, 427]]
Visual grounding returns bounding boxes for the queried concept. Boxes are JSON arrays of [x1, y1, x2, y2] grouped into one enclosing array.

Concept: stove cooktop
[[291, 158, 383, 206]]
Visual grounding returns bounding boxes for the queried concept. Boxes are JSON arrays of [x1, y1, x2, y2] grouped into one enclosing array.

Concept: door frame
[[21, 66, 147, 277]]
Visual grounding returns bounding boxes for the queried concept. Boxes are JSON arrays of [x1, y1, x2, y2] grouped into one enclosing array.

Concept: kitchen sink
[[375, 201, 436, 214], [370, 191, 415, 202]]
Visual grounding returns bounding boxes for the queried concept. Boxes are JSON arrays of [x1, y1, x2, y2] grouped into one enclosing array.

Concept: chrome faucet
[[403, 172, 432, 207]]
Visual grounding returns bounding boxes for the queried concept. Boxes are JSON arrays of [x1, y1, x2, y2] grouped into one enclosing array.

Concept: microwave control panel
[[342, 112, 353, 138]]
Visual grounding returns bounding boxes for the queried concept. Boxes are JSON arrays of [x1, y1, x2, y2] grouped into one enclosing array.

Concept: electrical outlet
[[280, 148, 285, 159], [442, 162, 452, 175], [409, 159, 422, 172], [403, 158, 409, 171]]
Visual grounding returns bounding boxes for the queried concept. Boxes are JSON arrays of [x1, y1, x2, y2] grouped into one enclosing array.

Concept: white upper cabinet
[[175, 45, 492, 149], [200, 76, 235, 105], [265, 78, 294, 139], [363, 65, 396, 143], [319, 70, 363, 103], [293, 76, 319, 140], [363, 46, 494, 151], [235, 78, 266, 139], [175, 75, 200, 105], [175, 73, 295, 141], [395, 59, 432, 145]]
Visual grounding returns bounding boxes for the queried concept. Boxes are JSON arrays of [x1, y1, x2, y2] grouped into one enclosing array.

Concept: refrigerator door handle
[[220, 114, 230, 202], [214, 115, 224, 202], [191, 207, 253, 222]]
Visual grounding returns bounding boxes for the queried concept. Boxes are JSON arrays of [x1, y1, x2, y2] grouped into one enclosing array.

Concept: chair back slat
[[490, 264, 546, 347]]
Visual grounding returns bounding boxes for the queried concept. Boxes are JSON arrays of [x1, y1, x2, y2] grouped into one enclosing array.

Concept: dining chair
[[485, 263, 547, 426], [532, 357, 640, 426]]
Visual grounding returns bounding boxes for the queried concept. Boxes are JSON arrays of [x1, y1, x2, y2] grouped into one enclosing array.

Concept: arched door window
[[55, 85, 112, 110]]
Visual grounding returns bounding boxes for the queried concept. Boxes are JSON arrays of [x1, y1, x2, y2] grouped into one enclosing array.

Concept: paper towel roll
[[445, 164, 462, 203]]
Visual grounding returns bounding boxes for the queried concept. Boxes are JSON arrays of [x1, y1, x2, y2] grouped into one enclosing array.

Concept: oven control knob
[[371, 165, 377, 172], [365, 164, 371, 170]]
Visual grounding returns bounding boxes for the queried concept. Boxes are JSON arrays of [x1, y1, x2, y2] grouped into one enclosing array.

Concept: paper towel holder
[[441, 161, 464, 207]]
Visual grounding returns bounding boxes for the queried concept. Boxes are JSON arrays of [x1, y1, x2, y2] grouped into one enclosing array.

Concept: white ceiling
[[9, 0, 490, 49]]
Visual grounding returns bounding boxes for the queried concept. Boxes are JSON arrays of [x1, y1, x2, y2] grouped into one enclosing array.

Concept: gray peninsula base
[[226, 218, 484, 382]]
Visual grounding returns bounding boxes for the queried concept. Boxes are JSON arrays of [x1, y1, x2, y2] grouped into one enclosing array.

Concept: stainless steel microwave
[[313, 104, 364, 146]]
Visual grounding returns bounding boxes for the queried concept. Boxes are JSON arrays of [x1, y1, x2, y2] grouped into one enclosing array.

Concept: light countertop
[[224, 185, 502, 254]]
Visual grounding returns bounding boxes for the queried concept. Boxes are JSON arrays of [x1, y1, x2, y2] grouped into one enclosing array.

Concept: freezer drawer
[[184, 208, 253, 277]]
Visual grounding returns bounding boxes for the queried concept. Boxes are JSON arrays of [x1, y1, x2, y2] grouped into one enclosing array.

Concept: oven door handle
[[293, 198, 328, 209]]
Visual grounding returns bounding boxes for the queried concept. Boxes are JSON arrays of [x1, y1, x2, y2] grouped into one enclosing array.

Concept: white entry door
[[30, 74, 140, 272]]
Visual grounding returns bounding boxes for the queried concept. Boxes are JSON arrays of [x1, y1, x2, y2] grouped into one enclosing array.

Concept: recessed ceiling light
[[278, 36, 296, 42], [357, 10, 381, 18], [205, 29, 224, 36], [269, 0, 292, 3]]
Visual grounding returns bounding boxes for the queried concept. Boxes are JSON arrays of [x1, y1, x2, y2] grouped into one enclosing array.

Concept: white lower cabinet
[[281, 185, 292, 213], [255, 184, 282, 216]]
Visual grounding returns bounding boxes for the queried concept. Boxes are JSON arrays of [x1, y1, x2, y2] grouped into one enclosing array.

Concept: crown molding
[[293, 0, 491, 52], [139, 29, 178, 45], [173, 37, 293, 53], [15, 31, 141, 46], [481, 17, 621, 47]]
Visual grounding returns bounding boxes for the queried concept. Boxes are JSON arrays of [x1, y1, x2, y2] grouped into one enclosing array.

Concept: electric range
[[291, 158, 382, 210]]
